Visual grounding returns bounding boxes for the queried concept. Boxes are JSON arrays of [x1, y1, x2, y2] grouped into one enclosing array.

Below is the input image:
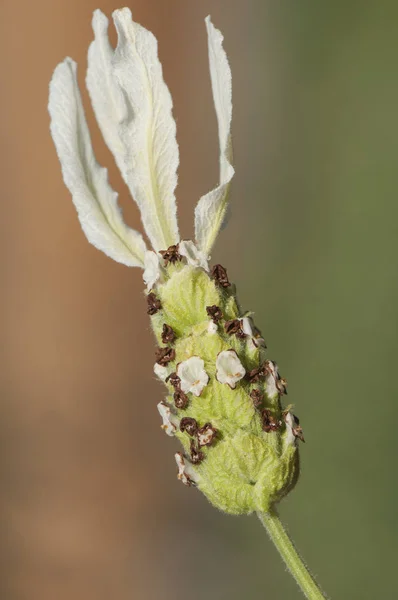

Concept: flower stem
[[258, 509, 328, 599]]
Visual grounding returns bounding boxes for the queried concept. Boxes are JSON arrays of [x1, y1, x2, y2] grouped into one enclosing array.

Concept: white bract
[[48, 7, 234, 270], [216, 349, 246, 389], [177, 356, 209, 397]]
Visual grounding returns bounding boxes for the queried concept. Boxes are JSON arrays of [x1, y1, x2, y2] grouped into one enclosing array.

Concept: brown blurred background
[[1, 1, 398, 599]]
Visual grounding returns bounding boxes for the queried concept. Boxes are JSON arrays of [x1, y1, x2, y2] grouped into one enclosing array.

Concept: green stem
[[258, 509, 329, 600]]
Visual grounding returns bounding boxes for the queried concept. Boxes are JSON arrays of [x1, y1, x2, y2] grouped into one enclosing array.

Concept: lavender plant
[[48, 8, 328, 599]]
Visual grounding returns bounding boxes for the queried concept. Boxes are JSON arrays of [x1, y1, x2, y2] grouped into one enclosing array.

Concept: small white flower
[[177, 356, 209, 397], [265, 360, 279, 400], [284, 412, 296, 447], [240, 317, 266, 351], [240, 317, 253, 337], [197, 423, 217, 447], [178, 240, 209, 271], [143, 250, 163, 290], [175, 452, 198, 486], [208, 321, 218, 335], [157, 401, 178, 436], [153, 363, 168, 381], [264, 360, 286, 399], [216, 349, 246, 389], [251, 335, 266, 349]]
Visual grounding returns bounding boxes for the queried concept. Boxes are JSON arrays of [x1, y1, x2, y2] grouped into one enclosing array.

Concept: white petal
[[157, 401, 177, 436], [154, 363, 168, 381], [49, 58, 147, 267], [197, 423, 217, 447], [177, 356, 209, 397], [284, 412, 296, 447], [216, 349, 245, 389], [88, 8, 180, 252], [194, 17, 234, 256], [265, 360, 280, 400], [178, 240, 209, 271], [175, 452, 198, 486], [143, 250, 162, 290], [208, 321, 218, 335], [240, 317, 253, 337], [252, 336, 266, 348]]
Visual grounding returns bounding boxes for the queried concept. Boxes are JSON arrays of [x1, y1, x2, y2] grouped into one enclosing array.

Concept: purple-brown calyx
[[276, 377, 288, 396], [155, 346, 176, 366], [250, 388, 264, 408], [247, 363, 268, 383], [224, 319, 246, 339], [161, 323, 176, 344], [166, 372, 181, 389], [147, 292, 162, 315], [159, 244, 182, 266], [206, 305, 223, 323], [174, 389, 189, 409], [190, 439, 204, 464], [180, 417, 198, 436], [211, 264, 230, 288], [291, 414, 305, 442], [262, 409, 281, 433], [197, 423, 217, 447]]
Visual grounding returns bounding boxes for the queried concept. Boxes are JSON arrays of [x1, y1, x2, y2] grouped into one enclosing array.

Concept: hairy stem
[[258, 509, 328, 600]]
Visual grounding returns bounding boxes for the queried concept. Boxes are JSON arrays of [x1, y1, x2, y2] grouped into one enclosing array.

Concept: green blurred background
[[1, 0, 398, 598]]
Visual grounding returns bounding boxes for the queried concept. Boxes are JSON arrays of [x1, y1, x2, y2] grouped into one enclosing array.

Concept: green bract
[[150, 259, 300, 515]]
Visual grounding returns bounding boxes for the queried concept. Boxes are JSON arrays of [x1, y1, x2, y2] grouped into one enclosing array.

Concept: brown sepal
[[155, 347, 176, 366], [224, 319, 246, 339], [161, 324, 176, 345], [211, 264, 230, 288], [247, 364, 267, 383], [250, 388, 264, 408], [159, 244, 182, 266], [190, 439, 204, 465], [147, 292, 162, 315], [174, 390, 189, 410], [197, 423, 217, 447], [166, 372, 181, 389], [180, 417, 198, 436], [276, 377, 288, 395], [262, 409, 281, 433], [292, 414, 305, 442], [206, 305, 223, 323]]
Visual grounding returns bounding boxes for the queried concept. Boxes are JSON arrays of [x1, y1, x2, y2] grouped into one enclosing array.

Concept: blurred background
[[1, 0, 398, 598]]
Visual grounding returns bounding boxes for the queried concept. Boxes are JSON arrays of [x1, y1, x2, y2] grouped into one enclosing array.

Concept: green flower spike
[[48, 7, 328, 599]]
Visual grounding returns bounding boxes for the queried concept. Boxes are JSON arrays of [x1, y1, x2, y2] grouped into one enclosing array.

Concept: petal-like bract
[[87, 8, 180, 252], [194, 17, 234, 256], [48, 58, 147, 266]]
